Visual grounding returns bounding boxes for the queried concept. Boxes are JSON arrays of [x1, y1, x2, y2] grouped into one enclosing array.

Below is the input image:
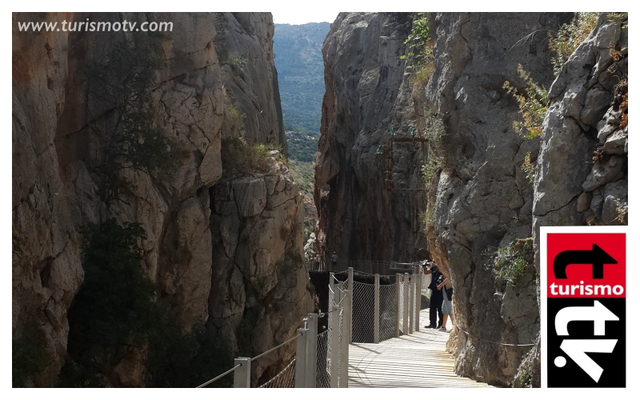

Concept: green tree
[[65, 219, 157, 377], [86, 34, 178, 204], [62, 219, 235, 387]]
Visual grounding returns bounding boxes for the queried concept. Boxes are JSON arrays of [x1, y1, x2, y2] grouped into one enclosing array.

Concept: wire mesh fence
[[198, 266, 421, 388], [326, 275, 347, 387], [379, 283, 397, 341], [352, 281, 375, 343], [257, 358, 296, 388], [316, 329, 331, 388]]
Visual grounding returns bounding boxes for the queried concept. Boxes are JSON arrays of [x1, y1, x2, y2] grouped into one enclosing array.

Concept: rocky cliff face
[[422, 12, 627, 387], [421, 12, 573, 386], [210, 172, 313, 386], [533, 14, 628, 234], [523, 15, 628, 387], [12, 12, 313, 387], [13, 12, 82, 387], [316, 11, 627, 387], [315, 13, 429, 268]]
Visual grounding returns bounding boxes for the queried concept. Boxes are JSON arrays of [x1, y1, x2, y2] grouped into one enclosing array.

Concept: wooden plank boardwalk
[[348, 310, 495, 388]]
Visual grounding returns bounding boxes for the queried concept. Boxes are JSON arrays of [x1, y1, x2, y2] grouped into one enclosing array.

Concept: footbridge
[[197, 266, 494, 388]]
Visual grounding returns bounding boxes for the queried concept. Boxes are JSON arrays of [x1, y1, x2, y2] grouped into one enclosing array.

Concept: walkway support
[[233, 357, 251, 388], [295, 328, 309, 388], [347, 267, 354, 344], [409, 272, 415, 334], [306, 313, 318, 388], [414, 265, 421, 331], [374, 274, 380, 344], [403, 273, 409, 334]]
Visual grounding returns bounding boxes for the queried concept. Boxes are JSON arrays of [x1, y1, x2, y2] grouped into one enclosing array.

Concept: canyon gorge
[[12, 11, 628, 388]]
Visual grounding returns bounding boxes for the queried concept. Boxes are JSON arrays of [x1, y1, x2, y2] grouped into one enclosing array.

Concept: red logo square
[[547, 233, 625, 298]]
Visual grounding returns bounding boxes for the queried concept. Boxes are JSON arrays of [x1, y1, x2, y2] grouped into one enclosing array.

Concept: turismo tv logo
[[542, 228, 626, 388]]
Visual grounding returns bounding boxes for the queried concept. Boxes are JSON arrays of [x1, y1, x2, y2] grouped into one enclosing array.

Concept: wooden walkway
[[348, 310, 494, 388]]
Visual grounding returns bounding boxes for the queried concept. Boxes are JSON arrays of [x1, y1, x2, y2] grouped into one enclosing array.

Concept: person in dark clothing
[[423, 261, 443, 329]]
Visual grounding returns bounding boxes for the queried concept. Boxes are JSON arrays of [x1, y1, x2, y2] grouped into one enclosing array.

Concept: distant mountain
[[274, 22, 330, 134]]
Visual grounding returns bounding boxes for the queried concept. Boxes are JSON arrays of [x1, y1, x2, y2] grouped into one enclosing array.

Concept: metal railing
[[197, 265, 424, 388]]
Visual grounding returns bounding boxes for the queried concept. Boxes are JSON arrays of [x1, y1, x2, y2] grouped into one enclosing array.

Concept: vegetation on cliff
[[85, 34, 179, 204], [12, 338, 50, 387], [503, 65, 549, 140], [220, 137, 279, 179], [286, 130, 320, 163], [62, 219, 233, 387], [549, 12, 600, 75]]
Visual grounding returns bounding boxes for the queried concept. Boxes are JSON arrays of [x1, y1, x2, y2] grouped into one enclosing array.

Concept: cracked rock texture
[[210, 173, 314, 386], [422, 13, 626, 387], [316, 12, 627, 388], [421, 12, 573, 386], [533, 14, 628, 234], [315, 13, 429, 269], [13, 12, 312, 387]]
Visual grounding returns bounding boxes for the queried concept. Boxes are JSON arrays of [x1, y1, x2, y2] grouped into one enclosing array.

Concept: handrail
[[197, 265, 422, 388], [196, 363, 242, 388], [251, 332, 303, 362]]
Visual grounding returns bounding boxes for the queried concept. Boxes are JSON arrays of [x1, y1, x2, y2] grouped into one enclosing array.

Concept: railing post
[[415, 265, 422, 331], [409, 272, 415, 334], [329, 272, 335, 299], [329, 277, 340, 388], [340, 269, 353, 388], [340, 306, 349, 388], [295, 328, 309, 388], [306, 313, 318, 388], [347, 267, 354, 344], [395, 273, 401, 337], [403, 272, 409, 334], [374, 274, 380, 343], [233, 357, 251, 388]]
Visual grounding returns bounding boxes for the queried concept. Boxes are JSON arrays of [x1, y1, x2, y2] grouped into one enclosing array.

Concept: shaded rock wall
[[315, 13, 428, 270], [209, 173, 314, 386], [421, 12, 572, 386], [12, 12, 83, 387], [533, 14, 628, 237], [423, 12, 627, 386], [12, 12, 311, 387], [315, 11, 629, 388]]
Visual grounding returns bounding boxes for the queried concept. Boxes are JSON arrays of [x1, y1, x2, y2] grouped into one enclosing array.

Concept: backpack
[[445, 287, 453, 300]]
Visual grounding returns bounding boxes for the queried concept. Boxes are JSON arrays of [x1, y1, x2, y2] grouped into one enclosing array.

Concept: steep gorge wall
[[532, 14, 628, 235], [421, 12, 571, 386], [423, 12, 627, 386], [316, 11, 627, 387], [12, 12, 313, 387], [315, 13, 429, 268]]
